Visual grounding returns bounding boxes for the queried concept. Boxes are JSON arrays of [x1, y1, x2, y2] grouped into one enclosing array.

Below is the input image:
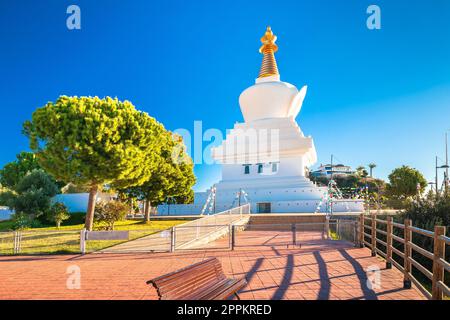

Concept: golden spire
[[258, 26, 279, 78]]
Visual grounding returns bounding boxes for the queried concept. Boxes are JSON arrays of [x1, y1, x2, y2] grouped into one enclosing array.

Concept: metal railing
[[230, 219, 358, 249], [359, 213, 449, 300], [0, 229, 81, 255], [172, 204, 251, 250]]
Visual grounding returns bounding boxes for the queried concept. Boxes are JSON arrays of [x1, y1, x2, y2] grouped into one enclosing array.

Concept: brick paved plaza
[[0, 230, 425, 300]]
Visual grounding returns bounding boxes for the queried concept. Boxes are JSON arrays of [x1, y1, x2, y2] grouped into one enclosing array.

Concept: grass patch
[[0, 219, 186, 255]]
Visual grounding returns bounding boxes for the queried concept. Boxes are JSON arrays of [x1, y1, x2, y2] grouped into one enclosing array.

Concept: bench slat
[[160, 269, 225, 299], [156, 261, 225, 296], [147, 257, 246, 300]]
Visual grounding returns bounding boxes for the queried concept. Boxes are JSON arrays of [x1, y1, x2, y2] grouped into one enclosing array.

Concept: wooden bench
[[147, 257, 247, 300]]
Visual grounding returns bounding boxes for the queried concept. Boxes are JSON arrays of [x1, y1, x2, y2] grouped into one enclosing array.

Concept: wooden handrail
[[358, 214, 448, 300], [392, 221, 405, 229], [439, 234, 450, 245], [410, 225, 434, 238]]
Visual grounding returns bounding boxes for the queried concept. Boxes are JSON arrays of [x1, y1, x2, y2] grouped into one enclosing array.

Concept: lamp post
[[445, 131, 449, 195], [435, 156, 450, 197]]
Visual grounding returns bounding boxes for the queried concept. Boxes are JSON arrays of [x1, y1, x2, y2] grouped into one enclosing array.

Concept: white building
[[158, 27, 364, 215], [310, 164, 355, 179]]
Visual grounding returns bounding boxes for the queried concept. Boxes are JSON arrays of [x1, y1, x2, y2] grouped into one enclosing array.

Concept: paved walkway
[[0, 230, 425, 300]]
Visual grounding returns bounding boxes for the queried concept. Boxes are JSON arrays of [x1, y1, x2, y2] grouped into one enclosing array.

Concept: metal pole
[[330, 155, 333, 215], [170, 227, 176, 252], [231, 225, 236, 250], [446, 132, 449, 195], [213, 185, 216, 214], [436, 156, 439, 197], [238, 188, 241, 207]]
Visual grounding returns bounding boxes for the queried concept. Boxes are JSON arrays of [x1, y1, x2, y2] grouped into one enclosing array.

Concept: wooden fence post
[[432, 226, 446, 300], [403, 219, 412, 289], [359, 214, 364, 248], [386, 217, 393, 269], [371, 213, 376, 257]]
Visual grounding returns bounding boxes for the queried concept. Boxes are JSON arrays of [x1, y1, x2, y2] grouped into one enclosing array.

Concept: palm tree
[[368, 163, 377, 177]]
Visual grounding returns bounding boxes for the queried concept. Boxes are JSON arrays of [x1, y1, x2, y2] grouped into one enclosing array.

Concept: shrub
[[94, 201, 129, 231], [12, 213, 43, 230], [46, 202, 70, 228]]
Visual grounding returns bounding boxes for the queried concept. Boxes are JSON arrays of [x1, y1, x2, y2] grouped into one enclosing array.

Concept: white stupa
[[158, 27, 364, 215]]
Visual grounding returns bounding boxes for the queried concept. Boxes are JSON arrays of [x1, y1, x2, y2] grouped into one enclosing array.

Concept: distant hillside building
[[310, 164, 354, 179]]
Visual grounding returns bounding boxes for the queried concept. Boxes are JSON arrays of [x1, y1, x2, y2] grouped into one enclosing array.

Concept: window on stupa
[[244, 165, 250, 174], [272, 163, 278, 172]]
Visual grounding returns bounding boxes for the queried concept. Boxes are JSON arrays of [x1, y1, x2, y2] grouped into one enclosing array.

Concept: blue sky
[[0, 0, 449, 191]]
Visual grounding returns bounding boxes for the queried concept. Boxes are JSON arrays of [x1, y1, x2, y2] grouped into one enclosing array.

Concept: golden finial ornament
[[258, 26, 279, 78]]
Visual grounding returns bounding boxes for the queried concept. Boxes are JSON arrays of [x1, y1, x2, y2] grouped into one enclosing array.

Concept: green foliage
[[61, 183, 91, 194], [120, 133, 196, 219], [356, 166, 368, 178], [2, 170, 60, 219], [94, 200, 129, 230], [15, 169, 59, 197], [397, 194, 450, 286], [0, 190, 16, 208], [11, 213, 44, 230], [64, 212, 86, 225], [0, 152, 41, 189], [23, 96, 164, 188], [23, 96, 167, 230], [46, 202, 70, 228], [387, 165, 427, 200]]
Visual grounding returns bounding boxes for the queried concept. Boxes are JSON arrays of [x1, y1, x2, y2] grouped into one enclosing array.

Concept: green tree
[[0, 152, 40, 189], [46, 202, 70, 228], [3, 169, 60, 219], [94, 200, 129, 230], [23, 96, 166, 230], [387, 165, 427, 199], [368, 163, 377, 177], [121, 133, 196, 222]]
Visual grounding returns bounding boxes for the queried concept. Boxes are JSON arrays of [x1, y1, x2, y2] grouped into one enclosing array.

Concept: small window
[[257, 164, 263, 174], [244, 165, 250, 174], [272, 163, 278, 172]]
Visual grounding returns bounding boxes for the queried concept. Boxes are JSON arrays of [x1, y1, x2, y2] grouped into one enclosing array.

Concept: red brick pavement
[[0, 230, 425, 300]]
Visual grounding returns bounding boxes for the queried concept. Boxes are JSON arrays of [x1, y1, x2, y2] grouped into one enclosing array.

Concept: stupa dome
[[238, 27, 307, 123]]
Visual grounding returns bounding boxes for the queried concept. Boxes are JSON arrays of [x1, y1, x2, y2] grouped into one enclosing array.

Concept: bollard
[[170, 227, 176, 253], [80, 228, 86, 255], [291, 223, 297, 246], [231, 225, 236, 251]]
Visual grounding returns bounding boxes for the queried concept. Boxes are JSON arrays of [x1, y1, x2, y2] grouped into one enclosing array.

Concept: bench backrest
[[149, 257, 226, 300]]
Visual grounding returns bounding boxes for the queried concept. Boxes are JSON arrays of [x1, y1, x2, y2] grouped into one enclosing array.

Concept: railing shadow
[[338, 249, 378, 300]]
